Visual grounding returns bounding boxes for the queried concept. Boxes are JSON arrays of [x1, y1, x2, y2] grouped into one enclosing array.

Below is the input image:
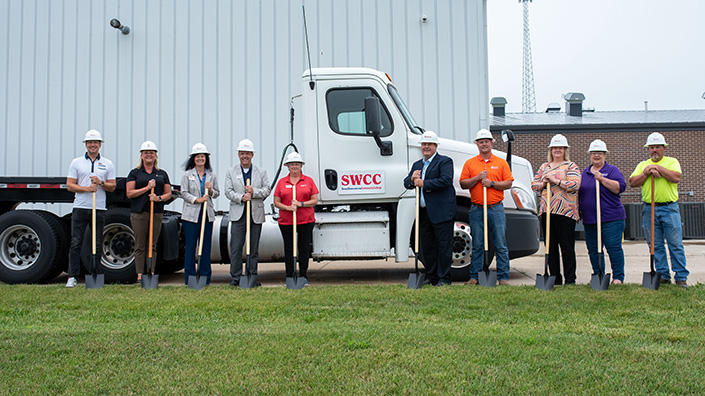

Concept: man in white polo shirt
[[65, 130, 116, 287]]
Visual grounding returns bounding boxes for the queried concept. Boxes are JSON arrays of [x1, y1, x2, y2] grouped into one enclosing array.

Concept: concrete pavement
[[156, 239, 703, 287]]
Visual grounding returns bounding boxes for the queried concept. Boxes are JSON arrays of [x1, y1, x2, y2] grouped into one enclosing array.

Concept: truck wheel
[[32, 211, 70, 282], [450, 207, 495, 282], [81, 208, 137, 284], [0, 211, 61, 284]]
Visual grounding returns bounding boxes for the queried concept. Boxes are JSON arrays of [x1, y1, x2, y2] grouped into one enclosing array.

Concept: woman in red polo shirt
[[273, 152, 319, 281]]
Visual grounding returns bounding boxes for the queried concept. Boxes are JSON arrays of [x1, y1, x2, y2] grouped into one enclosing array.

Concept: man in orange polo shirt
[[459, 129, 514, 285]]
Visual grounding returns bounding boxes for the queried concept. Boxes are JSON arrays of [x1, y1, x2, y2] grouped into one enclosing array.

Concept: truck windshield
[[388, 84, 423, 135]]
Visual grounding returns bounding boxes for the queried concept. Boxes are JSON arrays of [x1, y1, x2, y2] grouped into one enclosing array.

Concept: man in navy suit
[[403, 131, 457, 286]]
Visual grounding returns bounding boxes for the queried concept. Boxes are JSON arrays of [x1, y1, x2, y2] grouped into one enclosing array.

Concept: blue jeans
[[183, 211, 213, 285], [469, 203, 510, 280], [584, 220, 625, 281], [641, 203, 688, 281]]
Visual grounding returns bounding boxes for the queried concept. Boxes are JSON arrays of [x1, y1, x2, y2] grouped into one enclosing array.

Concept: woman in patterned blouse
[[531, 134, 582, 285]]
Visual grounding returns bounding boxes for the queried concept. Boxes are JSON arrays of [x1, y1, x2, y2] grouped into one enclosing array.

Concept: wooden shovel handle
[[148, 188, 154, 259], [197, 194, 208, 257], [292, 184, 297, 258], [545, 184, 551, 255], [415, 186, 419, 254], [92, 191, 96, 255], [596, 178, 602, 254], [246, 179, 251, 256], [483, 186, 488, 251], [650, 176, 655, 256]]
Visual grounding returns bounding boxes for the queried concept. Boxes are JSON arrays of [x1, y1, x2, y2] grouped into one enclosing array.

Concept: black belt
[[644, 201, 676, 206], [472, 202, 503, 209]]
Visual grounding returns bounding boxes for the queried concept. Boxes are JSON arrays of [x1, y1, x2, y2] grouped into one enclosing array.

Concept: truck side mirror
[[365, 97, 393, 156]]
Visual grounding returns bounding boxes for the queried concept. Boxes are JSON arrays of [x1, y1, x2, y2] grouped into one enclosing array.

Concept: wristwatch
[[491, 181, 495, 188]]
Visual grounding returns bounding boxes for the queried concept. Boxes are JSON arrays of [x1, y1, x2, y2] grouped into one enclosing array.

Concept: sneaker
[[465, 279, 478, 285], [65, 277, 78, 288], [499, 279, 510, 286], [611, 279, 623, 285], [676, 280, 688, 289]]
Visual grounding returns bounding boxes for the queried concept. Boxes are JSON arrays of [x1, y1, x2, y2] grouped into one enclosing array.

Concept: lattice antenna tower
[[521, 0, 536, 113]]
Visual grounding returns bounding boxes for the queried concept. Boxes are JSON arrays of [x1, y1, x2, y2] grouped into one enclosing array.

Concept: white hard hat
[[82, 129, 104, 142], [237, 139, 255, 153], [474, 129, 493, 141], [140, 140, 158, 152], [419, 131, 439, 145], [190, 142, 210, 155], [644, 132, 668, 147], [283, 152, 305, 165], [587, 139, 608, 153], [548, 134, 570, 148]]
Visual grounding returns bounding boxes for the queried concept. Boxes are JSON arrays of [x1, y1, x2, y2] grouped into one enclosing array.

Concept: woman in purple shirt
[[578, 140, 627, 283]]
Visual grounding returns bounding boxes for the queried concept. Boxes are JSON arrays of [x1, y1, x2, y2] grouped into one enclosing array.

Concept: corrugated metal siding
[[1, 0, 488, 211]]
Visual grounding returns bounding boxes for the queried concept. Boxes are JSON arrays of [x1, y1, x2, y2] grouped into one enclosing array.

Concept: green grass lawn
[[1, 283, 703, 395]]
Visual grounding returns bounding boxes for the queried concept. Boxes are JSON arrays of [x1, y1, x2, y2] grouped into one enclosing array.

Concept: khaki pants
[[131, 212, 163, 274]]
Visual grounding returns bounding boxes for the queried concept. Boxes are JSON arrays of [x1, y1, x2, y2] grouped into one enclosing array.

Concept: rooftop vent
[[563, 92, 585, 117], [490, 97, 507, 117], [545, 102, 561, 113]]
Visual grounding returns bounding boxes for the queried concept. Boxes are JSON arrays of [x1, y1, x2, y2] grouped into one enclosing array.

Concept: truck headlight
[[511, 187, 536, 213]]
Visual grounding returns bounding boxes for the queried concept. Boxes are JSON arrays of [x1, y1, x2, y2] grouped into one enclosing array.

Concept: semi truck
[[0, 67, 540, 284]]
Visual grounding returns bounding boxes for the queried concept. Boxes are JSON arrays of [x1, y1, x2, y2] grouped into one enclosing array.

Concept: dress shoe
[[465, 279, 478, 285], [498, 279, 509, 286]]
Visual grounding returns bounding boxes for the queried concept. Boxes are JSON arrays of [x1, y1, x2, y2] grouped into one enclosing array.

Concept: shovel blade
[[478, 270, 497, 288], [188, 275, 207, 290], [535, 274, 556, 291], [407, 272, 426, 289], [642, 271, 661, 290], [286, 276, 308, 290], [239, 274, 259, 289], [590, 272, 611, 291], [85, 273, 104, 289], [141, 274, 159, 289]]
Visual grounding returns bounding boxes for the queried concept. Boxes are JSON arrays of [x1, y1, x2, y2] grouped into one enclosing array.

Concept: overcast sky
[[487, 0, 705, 113]]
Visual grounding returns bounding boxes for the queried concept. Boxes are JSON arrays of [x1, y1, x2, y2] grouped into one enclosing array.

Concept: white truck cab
[[287, 68, 540, 273]]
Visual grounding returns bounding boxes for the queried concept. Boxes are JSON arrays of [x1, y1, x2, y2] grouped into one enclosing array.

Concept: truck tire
[[0, 210, 62, 284], [81, 208, 137, 284], [32, 211, 70, 282], [450, 206, 495, 282]]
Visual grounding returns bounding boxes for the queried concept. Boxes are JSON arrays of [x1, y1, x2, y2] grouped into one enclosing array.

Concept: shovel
[[642, 176, 661, 290], [141, 188, 159, 289], [407, 186, 426, 289], [240, 180, 259, 289], [478, 186, 497, 287], [286, 184, 308, 289], [188, 196, 209, 290], [536, 183, 556, 291], [591, 178, 611, 291], [85, 191, 105, 289]]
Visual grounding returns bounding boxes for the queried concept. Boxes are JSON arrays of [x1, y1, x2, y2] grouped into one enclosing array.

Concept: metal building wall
[[0, 0, 488, 211]]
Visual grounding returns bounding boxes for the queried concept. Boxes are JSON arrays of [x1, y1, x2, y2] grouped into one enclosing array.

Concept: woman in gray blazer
[[180, 143, 220, 285]]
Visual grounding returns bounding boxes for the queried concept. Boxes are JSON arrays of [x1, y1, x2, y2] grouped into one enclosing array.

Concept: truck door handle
[[324, 169, 338, 191]]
